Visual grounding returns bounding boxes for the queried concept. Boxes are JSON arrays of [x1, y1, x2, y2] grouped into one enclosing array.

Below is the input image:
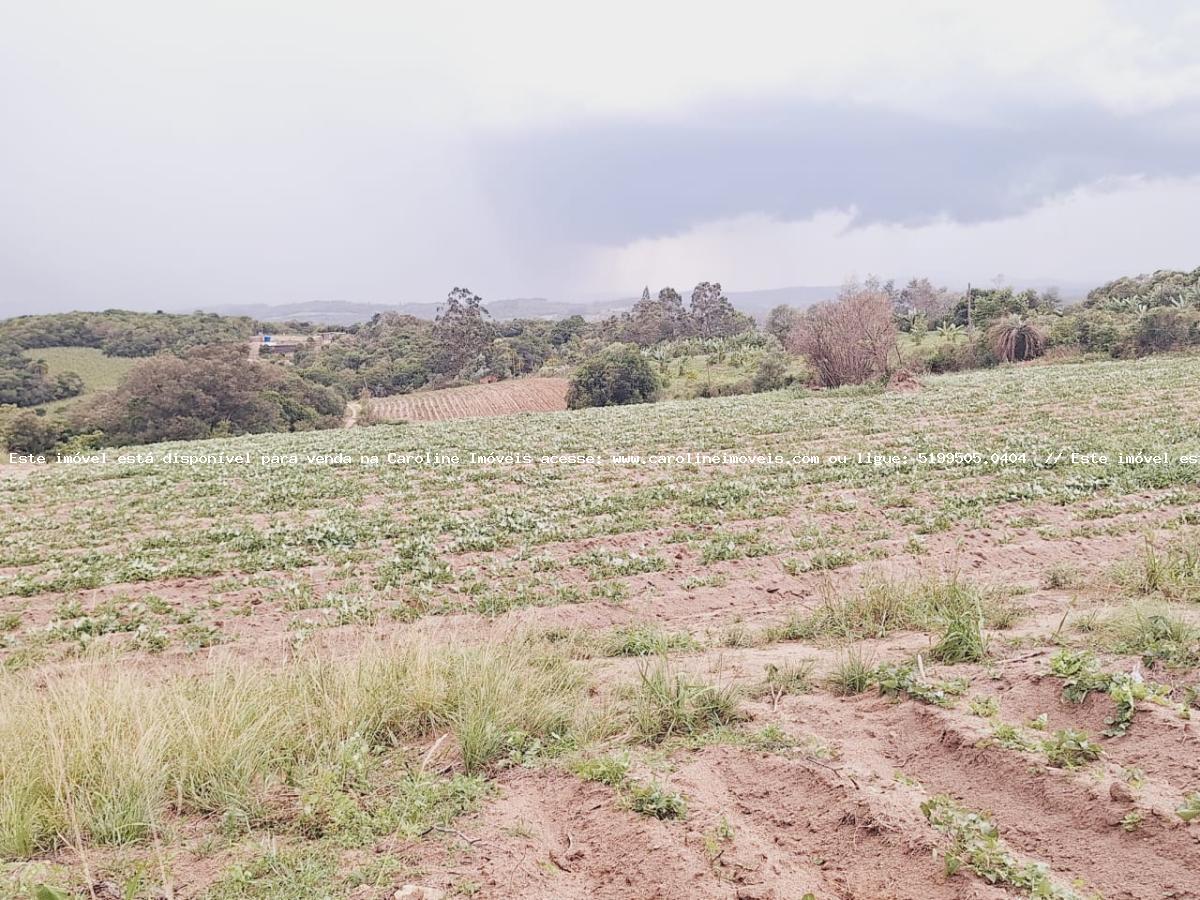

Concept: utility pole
[[966, 282, 973, 336]]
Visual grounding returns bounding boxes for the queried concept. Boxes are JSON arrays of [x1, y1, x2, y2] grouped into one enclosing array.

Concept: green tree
[[433, 287, 494, 375], [566, 347, 659, 409], [689, 282, 751, 338], [763, 304, 800, 343]]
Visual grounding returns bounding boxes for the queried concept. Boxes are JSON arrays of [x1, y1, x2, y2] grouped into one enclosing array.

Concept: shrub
[[1, 409, 67, 453], [566, 347, 659, 409], [1128, 308, 1199, 356], [787, 282, 898, 387], [751, 352, 790, 392], [988, 317, 1046, 362]]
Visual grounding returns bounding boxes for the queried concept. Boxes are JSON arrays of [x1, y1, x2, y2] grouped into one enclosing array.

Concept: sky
[[2, 0, 1199, 315]]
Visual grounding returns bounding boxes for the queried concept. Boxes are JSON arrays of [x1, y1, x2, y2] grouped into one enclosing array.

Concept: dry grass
[[0, 637, 601, 857]]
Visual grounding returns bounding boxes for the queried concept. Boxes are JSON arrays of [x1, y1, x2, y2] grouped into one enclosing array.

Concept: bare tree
[[899, 277, 955, 320], [787, 281, 899, 387]]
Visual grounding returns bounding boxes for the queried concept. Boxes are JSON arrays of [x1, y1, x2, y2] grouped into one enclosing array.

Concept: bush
[[1048, 309, 1122, 354], [566, 347, 659, 409], [787, 283, 898, 387], [751, 353, 789, 392], [1127, 308, 1199, 356], [2, 409, 67, 453]]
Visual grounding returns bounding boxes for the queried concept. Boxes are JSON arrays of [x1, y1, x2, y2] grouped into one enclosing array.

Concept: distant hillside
[[194, 280, 1087, 327], [199, 297, 624, 325], [195, 287, 841, 326]]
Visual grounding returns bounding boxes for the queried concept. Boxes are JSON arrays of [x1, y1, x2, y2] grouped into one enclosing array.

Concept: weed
[[1042, 729, 1102, 769], [625, 781, 687, 819], [628, 661, 743, 744], [208, 844, 339, 900], [922, 796, 1084, 899], [930, 593, 989, 663], [794, 575, 1007, 648], [0, 637, 598, 855], [1177, 793, 1200, 823], [703, 816, 734, 860], [753, 660, 816, 707], [1118, 539, 1200, 600], [969, 696, 999, 718], [825, 648, 875, 695], [570, 753, 686, 820], [1100, 607, 1198, 668], [599, 625, 698, 657], [570, 754, 630, 787], [1043, 564, 1080, 589]]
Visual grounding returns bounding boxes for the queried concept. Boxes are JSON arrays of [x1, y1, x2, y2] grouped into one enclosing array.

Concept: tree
[[689, 282, 751, 338], [549, 315, 587, 347], [751, 353, 789, 392], [623, 287, 688, 345], [899, 278, 955, 321], [0, 340, 85, 407], [433, 287, 494, 375], [566, 347, 659, 409], [764, 304, 801, 343], [787, 281, 899, 387], [988, 316, 1046, 362], [75, 344, 344, 446]]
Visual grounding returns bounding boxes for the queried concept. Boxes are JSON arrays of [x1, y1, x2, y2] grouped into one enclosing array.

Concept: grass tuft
[[627, 660, 743, 744]]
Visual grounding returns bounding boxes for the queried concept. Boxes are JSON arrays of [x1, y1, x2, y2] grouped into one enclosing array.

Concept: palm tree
[[989, 315, 1046, 362]]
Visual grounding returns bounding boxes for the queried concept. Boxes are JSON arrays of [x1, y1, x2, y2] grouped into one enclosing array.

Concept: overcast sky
[[2, 1, 1199, 315]]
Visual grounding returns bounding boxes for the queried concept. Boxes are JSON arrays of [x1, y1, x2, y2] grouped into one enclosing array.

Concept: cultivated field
[[2, 355, 1200, 899], [367, 377, 569, 422]]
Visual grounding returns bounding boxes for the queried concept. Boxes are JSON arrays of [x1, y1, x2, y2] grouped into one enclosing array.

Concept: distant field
[[22, 346, 136, 410], [369, 376, 569, 422]]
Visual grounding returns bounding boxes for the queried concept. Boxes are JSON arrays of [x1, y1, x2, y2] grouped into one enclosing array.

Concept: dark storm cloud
[[476, 99, 1200, 243]]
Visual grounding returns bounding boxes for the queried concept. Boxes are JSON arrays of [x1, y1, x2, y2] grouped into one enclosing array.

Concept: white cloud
[[582, 175, 1200, 292]]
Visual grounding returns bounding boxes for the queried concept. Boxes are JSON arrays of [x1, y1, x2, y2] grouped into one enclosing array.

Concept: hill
[[195, 287, 845, 326]]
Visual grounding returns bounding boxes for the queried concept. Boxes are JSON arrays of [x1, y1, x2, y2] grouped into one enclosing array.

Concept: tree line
[[4, 268, 1200, 453]]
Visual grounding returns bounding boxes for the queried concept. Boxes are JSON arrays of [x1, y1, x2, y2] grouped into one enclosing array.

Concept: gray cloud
[[477, 99, 1200, 244], [2, 3, 1199, 315]]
